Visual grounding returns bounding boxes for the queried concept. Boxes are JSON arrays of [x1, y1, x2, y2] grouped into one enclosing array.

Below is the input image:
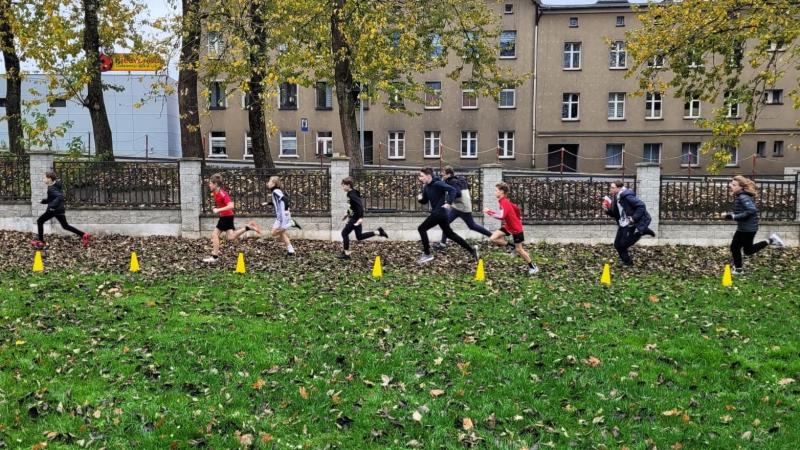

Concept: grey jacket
[[729, 191, 759, 232]]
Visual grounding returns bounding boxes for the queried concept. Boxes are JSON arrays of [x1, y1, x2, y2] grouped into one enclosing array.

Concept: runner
[[603, 180, 656, 267], [484, 182, 539, 275], [203, 173, 260, 263], [30, 170, 90, 249], [433, 166, 492, 251], [337, 176, 388, 260], [267, 176, 296, 256]]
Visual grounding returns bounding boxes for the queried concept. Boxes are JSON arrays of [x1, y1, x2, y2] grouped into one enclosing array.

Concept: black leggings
[[37, 211, 84, 242], [418, 209, 474, 256], [730, 231, 769, 269], [341, 219, 375, 251]]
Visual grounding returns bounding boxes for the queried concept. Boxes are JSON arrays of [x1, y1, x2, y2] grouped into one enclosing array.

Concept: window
[[209, 82, 226, 109], [50, 98, 67, 108], [774, 140, 784, 157], [725, 146, 738, 167], [728, 43, 744, 68], [569, 17, 578, 28], [424, 81, 442, 109], [0, 97, 6, 108], [504, 3, 514, 14], [424, 131, 441, 158], [609, 41, 626, 69], [684, 98, 701, 118], [207, 31, 223, 57], [725, 92, 740, 118], [687, 50, 702, 68], [648, 54, 665, 68], [388, 131, 405, 159], [315, 82, 333, 109], [645, 92, 662, 119], [498, 88, 515, 108], [498, 131, 514, 159], [388, 85, 404, 109], [430, 34, 443, 59], [756, 141, 766, 158], [280, 131, 298, 157], [681, 142, 700, 167], [616, 16, 625, 27], [500, 31, 516, 58], [464, 31, 479, 58], [643, 143, 661, 164], [605, 144, 623, 169], [279, 82, 298, 110], [244, 132, 253, 158], [563, 42, 581, 69], [242, 92, 253, 110], [562, 93, 579, 120], [462, 82, 478, 109], [608, 92, 625, 120], [209, 131, 226, 157], [461, 131, 478, 158], [764, 89, 783, 105], [316, 131, 333, 156]]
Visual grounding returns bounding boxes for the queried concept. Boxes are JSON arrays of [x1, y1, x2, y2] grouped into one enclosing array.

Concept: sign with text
[[106, 53, 164, 72], [300, 118, 309, 132]]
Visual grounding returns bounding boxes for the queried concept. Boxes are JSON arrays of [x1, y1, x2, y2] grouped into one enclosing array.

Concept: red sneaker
[[30, 239, 45, 249], [82, 233, 91, 248]]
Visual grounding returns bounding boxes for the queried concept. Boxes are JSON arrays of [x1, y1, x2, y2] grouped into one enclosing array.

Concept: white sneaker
[[417, 253, 434, 265], [203, 256, 219, 263], [731, 267, 744, 275], [528, 264, 540, 275], [770, 233, 785, 248]]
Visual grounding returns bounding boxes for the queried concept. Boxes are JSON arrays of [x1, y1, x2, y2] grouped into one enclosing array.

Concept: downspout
[[531, 2, 542, 168]]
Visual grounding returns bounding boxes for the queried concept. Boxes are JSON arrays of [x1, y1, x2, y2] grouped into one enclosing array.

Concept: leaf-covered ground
[[1, 231, 799, 449]]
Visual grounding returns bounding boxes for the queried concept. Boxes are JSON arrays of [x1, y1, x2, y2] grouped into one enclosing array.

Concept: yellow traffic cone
[[474, 258, 485, 282], [236, 252, 246, 274], [600, 263, 611, 286], [722, 264, 733, 287], [129, 251, 140, 273], [372, 256, 383, 278], [32, 251, 44, 272]]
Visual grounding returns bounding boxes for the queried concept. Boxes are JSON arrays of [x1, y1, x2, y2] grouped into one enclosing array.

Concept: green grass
[[1, 268, 799, 449]]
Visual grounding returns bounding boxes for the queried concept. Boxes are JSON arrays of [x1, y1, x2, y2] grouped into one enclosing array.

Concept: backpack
[[451, 176, 472, 212]]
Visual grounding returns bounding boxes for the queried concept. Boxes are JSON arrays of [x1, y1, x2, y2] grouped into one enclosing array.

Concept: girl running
[[267, 176, 296, 256], [337, 177, 388, 260], [203, 173, 261, 263], [484, 182, 539, 275], [31, 171, 90, 249]]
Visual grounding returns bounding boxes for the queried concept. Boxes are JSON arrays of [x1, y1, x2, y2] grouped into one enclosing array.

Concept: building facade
[[0, 74, 180, 158]]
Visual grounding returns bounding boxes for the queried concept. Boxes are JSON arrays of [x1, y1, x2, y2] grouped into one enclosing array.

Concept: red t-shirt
[[213, 189, 234, 217], [499, 197, 523, 235]]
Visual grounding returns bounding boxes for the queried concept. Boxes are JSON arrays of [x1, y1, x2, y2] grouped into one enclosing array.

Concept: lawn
[[0, 233, 799, 449]]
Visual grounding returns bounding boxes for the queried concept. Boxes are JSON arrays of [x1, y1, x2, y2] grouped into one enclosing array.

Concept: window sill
[[683, 116, 700, 120], [499, 56, 517, 60], [562, 118, 580, 122], [765, 102, 783, 106], [462, 106, 479, 110], [608, 118, 626, 121], [424, 106, 443, 110], [498, 106, 516, 110], [279, 106, 298, 111], [280, 154, 299, 158], [315, 107, 333, 111], [680, 164, 701, 168], [605, 166, 623, 170], [243, 155, 253, 159], [388, 157, 406, 160], [208, 154, 228, 158], [460, 156, 479, 159], [424, 155, 441, 159], [609, 67, 627, 70], [645, 117, 664, 121], [499, 156, 515, 160], [563, 68, 582, 71]]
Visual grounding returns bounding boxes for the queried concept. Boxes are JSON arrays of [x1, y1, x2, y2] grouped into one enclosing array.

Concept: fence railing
[[0, 157, 30, 201], [53, 160, 181, 208], [502, 172, 637, 223], [660, 174, 798, 222], [351, 168, 483, 215], [201, 167, 330, 216]]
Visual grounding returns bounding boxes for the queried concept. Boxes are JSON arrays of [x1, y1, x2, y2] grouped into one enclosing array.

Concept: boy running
[[337, 177, 388, 260], [267, 176, 296, 256], [203, 173, 260, 263], [30, 170, 90, 249], [484, 182, 539, 275], [433, 166, 492, 251]]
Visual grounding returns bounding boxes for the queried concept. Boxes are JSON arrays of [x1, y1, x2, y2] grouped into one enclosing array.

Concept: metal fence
[[350, 168, 483, 215], [0, 157, 30, 201], [201, 167, 330, 216], [53, 160, 181, 208], [660, 174, 798, 222], [502, 172, 637, 223]]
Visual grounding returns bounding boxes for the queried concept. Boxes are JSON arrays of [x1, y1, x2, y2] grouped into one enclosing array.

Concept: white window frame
[[278, 82, 299, 110], [562, 93, 579, 121], [388, 131, 405, 159], [207, 31, 224, 57], [504, 3, 514, 14], [725, 146, 739, 167], [569, 17, 578, 28], [684, 98, 701, 119], [461, 131, 478, 159], [424, 81, 442, 110], [462, 84, 478, 109], [498, 131, 514, 159], [764, 89, 783, 105], [563, 42, 581, 70], [608, 92, 625, 120], [315, 81, 333, 109], [244, 131, 253, 159], [609, 41, 627, 69], [643, 143, 661, 164], [605, 143, 624, 169], [208, 131, 227, 158], [645, 92, 662, 119], [498, 88, 516, 109], [242, 92, 253, 110], [681, 142, 701, 167], [774, 140, 784, 157], [279, 131, 298, 158], [423, 131, 441, 159], [500, 30, 517, 59], [726, 101, 740, 119], [648, 54, 665, 68], [616, 16, 625, 27], [316, 131, 333, 156], [209, 81, 226, 109]]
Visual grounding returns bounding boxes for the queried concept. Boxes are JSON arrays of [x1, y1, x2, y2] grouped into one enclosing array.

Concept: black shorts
[[216, 216, 236, 232], [501, 227, 525, 244]]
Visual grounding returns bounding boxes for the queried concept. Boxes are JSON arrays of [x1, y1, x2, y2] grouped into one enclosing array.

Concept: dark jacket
[[606, 188, 652, 233], [418, 176, 457, 212], [729, 191, 759, 232], [346, 189, 365, 220], [41, 180, 66, 214], [444, 175, 468, 197]]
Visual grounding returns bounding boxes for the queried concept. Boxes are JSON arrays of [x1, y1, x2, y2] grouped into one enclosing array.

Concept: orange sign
[[108, 53, 164, 72]]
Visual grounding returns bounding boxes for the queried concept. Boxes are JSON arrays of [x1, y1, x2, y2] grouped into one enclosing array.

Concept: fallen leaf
[[32, 442, 48, 450], [462, 417, 474, 430], [429, 389, 444, 398], [741, 430, 752, 441], [299, 386, 309, 399], [251, 378, 265, 390], [234, 430, 253, 447], [412, 410, 422, 422], [777, 378, 795, 386], [15, 340, 26, 346], [586, 356, 602, 367], [649, 295, 659, 303], [259, 432, 272, 444], [720, 414, 733, 424], [662, 408, 681, 417], [457, 361, 471, 376], [671, 443, 683, 450], [381, 374, 392, 387]]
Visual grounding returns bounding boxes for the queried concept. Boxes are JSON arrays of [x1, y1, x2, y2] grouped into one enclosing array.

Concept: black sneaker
[[432, 242, 447, 251], [505, 243, 516, 254], [290, 219, 302, 230], [336, 252, 351, 260], [286, 251, 296, 257], [378, 227, 389, 238]]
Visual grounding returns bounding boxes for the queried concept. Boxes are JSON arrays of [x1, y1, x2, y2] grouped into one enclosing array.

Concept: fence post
[[329, 155, 350, 240], [29, 150, 54, 234], [481, 163, 503, 214], [785, 167, 800, 222], [635, 162, 661, 242], [179, 158, 203, 238]]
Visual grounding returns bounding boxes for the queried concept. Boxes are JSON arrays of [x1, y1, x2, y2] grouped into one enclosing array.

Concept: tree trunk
[[178, 0, 203, 160], [0, 0, 25, 158], [82, 0, 114, 161], [331, 0, 363, 168], [247, 0, 274, 169]]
